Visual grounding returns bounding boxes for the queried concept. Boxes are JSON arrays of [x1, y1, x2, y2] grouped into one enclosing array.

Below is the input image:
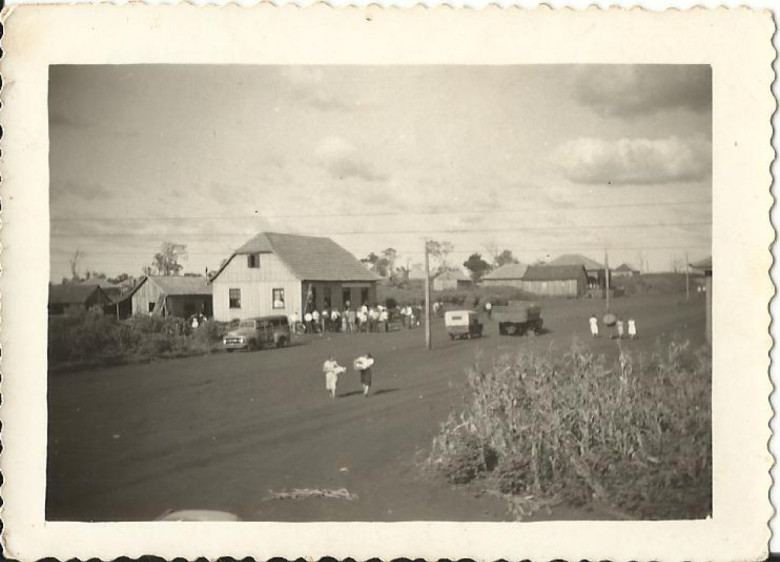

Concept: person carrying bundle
[[353, 353, 375, 397]]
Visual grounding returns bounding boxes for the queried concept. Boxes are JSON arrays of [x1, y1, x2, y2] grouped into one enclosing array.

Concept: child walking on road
[[354, 353, 375, 397], [322, 355, 346, 399]]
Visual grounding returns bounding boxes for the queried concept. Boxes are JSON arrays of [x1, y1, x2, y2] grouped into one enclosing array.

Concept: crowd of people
[[289, 302, 423, 335]]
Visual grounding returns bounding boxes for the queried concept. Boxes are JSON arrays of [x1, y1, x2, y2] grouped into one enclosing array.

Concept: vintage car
[[444, 309, 483, 340], [491, 301, 543, 335], [223, 315, 290, 351]]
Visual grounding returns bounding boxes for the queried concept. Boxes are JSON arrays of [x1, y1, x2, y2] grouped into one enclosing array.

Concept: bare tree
[[69, 249, 84, 282]]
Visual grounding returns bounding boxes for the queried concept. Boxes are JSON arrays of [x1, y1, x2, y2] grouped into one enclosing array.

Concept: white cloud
[[555, 136, 711, 185], [314, 136, 385, 182]]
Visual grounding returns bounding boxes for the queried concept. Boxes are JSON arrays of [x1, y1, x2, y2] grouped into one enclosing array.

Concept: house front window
[[272, 288, 285, 309], [247, 254, 260, 268], [229, 288, 241, 309], [148, 302, 156, 313]]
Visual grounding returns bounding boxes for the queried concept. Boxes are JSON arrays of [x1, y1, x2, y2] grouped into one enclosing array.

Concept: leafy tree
[[495, 249, 519, 268], [361, 252, 391, 277], [152, 242, 188, 276], [382, 247, 398, 277], [463, 253, 492, 282]]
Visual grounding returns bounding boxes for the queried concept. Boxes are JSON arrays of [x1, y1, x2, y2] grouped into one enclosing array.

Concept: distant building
[[520, 264, 589, 298], [209, 232, 381, 322], [433, 269, 471, 291], [690, 256, 712, 344], [77, 277, 125, 301], [612, 263, 640, 278], [480, 263, 530, 289], [407, 265, 428, 281], [547, 254, 607, 289], [111, 276, 213, 319], [48, 284, 111, 316]]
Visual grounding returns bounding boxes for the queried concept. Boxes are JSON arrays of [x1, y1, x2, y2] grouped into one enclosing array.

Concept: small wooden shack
[[112, 275, 213, 319], [520, 264, 589, 298], [48, 284, 111, 315], [433, 269, 472, 291], [480, 263, 530, 289]]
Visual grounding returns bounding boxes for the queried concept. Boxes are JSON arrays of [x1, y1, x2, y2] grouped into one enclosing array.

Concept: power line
[[49, 243, 712, 259], [51, 220, 712, 238], [49, 199, 712, 222]]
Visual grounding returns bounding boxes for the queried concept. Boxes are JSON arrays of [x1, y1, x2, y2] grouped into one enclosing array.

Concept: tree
[[69, 249, 84, 282], [494, 249, 519, 268], [463, 253, 492, 282], [361, 252, 390, 277], [152, 242, 188, 276], [382, 248, 398, 277], [426, 239, 454, 275]]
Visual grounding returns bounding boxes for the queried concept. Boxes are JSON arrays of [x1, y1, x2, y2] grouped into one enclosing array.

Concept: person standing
[[616, 318, 625, 339], [304, 310, 313, 333], [379, 306, 389, 332], [354, 353, 375, 397], [312, 309, 321, 334], [628, 318, 637, 339], [322, 355, 345, 399], [589, 314, 599, 338], [485, 301, 493, 320]]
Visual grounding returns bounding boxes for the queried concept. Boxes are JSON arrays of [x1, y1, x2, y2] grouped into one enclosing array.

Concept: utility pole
[[685, 251, 690, 301], [424, 240, 432, 350], [604, 249, 611, 312]]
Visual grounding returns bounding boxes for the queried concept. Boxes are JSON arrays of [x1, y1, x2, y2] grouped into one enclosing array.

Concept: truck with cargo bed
[[491, 301, 543, 335]]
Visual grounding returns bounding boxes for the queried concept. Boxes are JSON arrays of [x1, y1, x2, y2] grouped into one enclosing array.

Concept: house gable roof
[[148, 276, 213, 296], [615, 263, 637, 272], [482, 263, 529, 280], [211, 232, 381, 283], [522, 264, 588, 281], [49, 284, 105, 305], [435, 269, 470, 282], [547, 254, 604, 270]]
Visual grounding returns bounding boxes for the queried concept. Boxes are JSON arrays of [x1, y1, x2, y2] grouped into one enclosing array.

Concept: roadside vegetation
[[427, 337, 711, 520], [48, 311, 229, 372]]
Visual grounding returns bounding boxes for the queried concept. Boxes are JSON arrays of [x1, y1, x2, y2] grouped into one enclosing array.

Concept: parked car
[[223, 315, 290, 351], [444, 309, 483, 340]]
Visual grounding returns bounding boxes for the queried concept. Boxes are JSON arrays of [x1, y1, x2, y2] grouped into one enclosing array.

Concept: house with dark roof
[[433, 269, 471, 291], [480, 263, 530, 289], [547, 254, 607, 289], [613, 263, 640, 278], [209, 232, 381, 321], [48, 284, 112, 316], [111, 275, 213, 319], [520, 264, 589, 298]]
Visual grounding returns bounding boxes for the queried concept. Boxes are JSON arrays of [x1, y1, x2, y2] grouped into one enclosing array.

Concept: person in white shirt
[[628, 318, 637, 339], [379, 307, 389, 331], [304, 311, 313, 333], [312, 309, 321, 334], [589, 314, 598, 338], [353, 353, 375, 397]]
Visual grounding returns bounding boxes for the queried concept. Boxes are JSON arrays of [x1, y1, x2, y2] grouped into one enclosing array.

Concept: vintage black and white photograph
[[45, 63, 714, 523]]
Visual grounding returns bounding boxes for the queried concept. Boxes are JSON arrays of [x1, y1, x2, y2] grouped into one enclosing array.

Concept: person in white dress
[[628, 318, 637, 339], [589, 314, 599, 338], [322, 355, 346, 399]]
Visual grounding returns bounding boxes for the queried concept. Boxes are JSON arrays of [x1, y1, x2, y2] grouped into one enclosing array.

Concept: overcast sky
[[49, 64, 712, 281]]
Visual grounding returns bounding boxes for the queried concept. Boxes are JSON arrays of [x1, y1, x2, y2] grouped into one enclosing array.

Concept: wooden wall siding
[[433, 278, 458, 291], [131, 279, 165, 316], [213, 280, 302, 322], [213, 253, 303, 321], [521, 279, 579, 297], [481, 279, 526, 289]]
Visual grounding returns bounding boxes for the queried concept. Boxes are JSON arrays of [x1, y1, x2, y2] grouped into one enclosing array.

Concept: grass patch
[[428, 338, 711, 520]]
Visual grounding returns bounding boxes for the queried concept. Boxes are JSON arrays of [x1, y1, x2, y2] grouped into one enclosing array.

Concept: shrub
[[428, 338, 711, 520]]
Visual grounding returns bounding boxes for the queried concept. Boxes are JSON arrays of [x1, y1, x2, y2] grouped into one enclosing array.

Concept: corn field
[[428, 338, 711, 520]]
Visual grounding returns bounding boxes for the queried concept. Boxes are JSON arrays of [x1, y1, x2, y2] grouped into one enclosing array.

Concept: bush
[[48, 312, 218, 371], [428, 338, 711, 520]]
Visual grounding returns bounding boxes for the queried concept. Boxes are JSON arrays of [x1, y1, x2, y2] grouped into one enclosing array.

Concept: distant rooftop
[[482, 263, 529, 280], [547, 254, 604, 270]]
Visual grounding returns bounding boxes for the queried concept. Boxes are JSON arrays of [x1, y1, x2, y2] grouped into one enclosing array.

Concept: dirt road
[[47, 295, 707, 521]]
